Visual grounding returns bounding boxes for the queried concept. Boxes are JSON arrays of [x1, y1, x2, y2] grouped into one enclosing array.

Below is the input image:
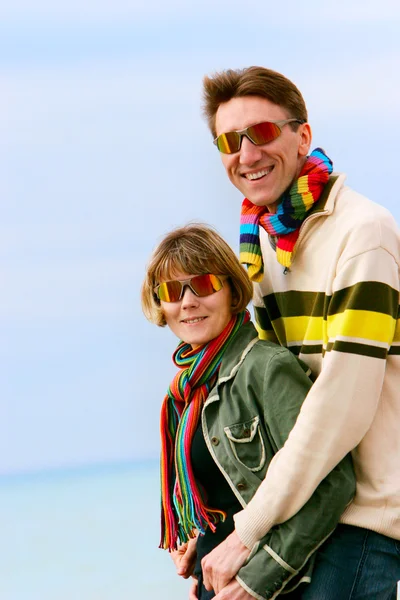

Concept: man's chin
[[247, 195, 279, 212]]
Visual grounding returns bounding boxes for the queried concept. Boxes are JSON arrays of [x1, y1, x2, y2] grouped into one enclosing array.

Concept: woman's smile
[[160, 271, 233, 349]]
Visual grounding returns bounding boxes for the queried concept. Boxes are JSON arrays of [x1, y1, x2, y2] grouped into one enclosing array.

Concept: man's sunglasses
[[213, 118, 305, 154], [154, 274, 225, 303]]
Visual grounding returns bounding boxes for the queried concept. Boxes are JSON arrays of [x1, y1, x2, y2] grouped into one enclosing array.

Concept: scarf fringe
[[159, 310, 250, 551]]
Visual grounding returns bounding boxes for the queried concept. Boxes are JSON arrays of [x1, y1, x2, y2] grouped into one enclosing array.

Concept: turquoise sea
[[2, 463, 398, 600], [0, 461, 191, 600]]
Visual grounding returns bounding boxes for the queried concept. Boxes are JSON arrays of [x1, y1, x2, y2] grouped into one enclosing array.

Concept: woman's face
[[159, 271, 234, 348]]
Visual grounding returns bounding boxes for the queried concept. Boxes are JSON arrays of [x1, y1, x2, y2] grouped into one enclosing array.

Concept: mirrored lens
[[156, 274, 223, 302], [157, 280, 183, 302], [190, 274, 223, 296], [247, 122, 281, 144], [216, 132, 241, 154]]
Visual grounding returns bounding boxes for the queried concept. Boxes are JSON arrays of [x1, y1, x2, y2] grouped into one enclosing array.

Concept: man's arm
[[203, 243, 398, 592], [235, 246, 398, 548]]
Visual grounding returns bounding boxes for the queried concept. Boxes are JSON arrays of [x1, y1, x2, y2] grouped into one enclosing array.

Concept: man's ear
[[298, 122, 312, 158]]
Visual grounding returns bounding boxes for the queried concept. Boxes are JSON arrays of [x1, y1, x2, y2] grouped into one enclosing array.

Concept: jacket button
[[211, 437, 220, 446], [237, 482, 247, 491]]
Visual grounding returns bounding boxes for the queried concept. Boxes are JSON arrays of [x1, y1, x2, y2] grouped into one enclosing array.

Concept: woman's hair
[[142, 223, 253, 327], [202, 66, 308, 138]]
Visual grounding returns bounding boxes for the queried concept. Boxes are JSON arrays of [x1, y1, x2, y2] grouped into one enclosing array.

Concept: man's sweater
[[234, 173, 400, 549]]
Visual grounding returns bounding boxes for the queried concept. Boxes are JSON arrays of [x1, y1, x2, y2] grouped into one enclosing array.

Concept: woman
[[141, 224, 355, 600]]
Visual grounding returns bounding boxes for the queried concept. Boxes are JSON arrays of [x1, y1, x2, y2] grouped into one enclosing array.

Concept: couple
[[142, 66, 400, 599]]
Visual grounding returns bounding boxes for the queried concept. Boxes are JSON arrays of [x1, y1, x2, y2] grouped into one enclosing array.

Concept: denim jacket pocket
[[224, 416, 266, 472]]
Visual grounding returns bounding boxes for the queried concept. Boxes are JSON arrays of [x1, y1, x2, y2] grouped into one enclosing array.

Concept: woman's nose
[[180, 285, 200, 307]]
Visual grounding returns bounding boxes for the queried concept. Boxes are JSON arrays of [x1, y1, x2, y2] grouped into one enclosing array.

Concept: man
[[199, 66, 400, 599]]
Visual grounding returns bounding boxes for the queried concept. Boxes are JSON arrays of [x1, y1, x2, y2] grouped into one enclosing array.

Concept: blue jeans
[[300, 524, 400, 600]]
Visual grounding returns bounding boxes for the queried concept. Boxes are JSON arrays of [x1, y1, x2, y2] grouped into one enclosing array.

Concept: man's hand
[[201, 530, 250, 594], [214, 578, 255, 599], [170, 536, 198, 579]]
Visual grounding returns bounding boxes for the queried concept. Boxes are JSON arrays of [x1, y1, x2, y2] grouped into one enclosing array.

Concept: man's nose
[[239, 136, 263, 165]]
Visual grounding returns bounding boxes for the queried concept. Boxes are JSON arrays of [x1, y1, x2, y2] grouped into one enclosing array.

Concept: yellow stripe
[[255, 321, 278, 343], [240, 252, 262, 264], [327, 310, 396, 344], [392, 319, 400, 343], [302, 191, 314, 209], [276, 248, 291, 267], [277, 315, 325, 345]]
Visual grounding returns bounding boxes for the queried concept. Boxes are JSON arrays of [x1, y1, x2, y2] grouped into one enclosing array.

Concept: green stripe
[[329, 282, 398, 318], [261, 284, 399, 321], [299, 344, 324, 355], [326, 340, 387, 359], [240, 242, 262, 255], [389, 346, 400, 355], [286, 344, 323, 356], [254, 305, 274, 331], [263, 291, 325, 319]]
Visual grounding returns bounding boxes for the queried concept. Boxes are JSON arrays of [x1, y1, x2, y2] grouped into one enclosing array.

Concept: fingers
[[178, 537, 197, 578], [188, 577, 198, 600]]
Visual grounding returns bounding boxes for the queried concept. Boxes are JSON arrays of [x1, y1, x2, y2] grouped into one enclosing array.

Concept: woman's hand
[[188, 576, 198, 600], [170, 536, 198, 579]]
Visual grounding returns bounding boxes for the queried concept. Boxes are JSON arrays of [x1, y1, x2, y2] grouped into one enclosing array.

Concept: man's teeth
[[245, 168, 271, 180], [184, 317, 205, 324]]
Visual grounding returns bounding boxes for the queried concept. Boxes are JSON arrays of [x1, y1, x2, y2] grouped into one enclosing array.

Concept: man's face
[[215, 96, 312, 211]]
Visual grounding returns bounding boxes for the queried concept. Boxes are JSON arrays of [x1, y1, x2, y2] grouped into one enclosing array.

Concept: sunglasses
[[154, 274, 225, 303], [213, 118, 305, 154]]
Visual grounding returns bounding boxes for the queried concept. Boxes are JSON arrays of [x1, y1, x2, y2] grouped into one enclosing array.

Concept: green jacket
[[201, 322, 356, 599]]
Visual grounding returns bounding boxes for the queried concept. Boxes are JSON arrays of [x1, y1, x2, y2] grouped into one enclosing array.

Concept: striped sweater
[[234, 173, 400, 550]]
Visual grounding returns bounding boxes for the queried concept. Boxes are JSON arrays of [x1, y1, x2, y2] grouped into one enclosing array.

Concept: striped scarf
[[159, 310, 250, 551], [240, 148, 333, 280]]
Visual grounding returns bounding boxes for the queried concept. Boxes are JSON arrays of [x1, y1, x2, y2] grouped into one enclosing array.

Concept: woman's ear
[[230, 291, 239, 309]]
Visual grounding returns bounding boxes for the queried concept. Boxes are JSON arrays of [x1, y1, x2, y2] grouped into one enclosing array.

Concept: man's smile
[[243, 166, 274, 181]]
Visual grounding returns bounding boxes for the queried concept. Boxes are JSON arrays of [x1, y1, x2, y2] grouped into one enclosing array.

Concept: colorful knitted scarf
[[159, 309, 250, 551], [240, 148, 333, 280]]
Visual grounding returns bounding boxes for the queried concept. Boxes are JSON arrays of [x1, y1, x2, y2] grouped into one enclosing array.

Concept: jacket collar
[[217, 321, 259, 383]]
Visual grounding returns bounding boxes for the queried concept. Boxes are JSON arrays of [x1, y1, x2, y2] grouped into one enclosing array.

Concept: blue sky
[[2, 0, 400, 474]]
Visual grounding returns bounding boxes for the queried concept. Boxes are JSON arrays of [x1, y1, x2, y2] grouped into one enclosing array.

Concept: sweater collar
[[307, 172, 346, 217]]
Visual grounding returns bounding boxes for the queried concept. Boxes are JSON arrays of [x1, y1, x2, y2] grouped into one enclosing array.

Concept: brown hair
[[141, 223, 253, 327], [202, 66, 308, 138]]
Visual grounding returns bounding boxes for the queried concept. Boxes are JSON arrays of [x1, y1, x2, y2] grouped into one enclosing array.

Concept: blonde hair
[[142, 223, 253, 327]]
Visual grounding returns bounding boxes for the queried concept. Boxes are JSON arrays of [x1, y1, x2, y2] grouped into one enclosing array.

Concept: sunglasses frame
[[154, 274, 225, 303], [213, 118, 306, 154]]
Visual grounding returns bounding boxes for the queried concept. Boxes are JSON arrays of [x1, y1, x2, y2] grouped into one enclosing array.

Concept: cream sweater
[[234, 174, 400, 549]]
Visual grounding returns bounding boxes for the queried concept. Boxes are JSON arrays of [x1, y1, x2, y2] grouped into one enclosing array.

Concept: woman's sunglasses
[[213, 118, 305, 154], [154, 274, 224, 303]]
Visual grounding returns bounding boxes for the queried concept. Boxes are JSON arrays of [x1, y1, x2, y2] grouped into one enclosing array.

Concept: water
[[0, 461, 190, 600], [1, 463, 398, 599]]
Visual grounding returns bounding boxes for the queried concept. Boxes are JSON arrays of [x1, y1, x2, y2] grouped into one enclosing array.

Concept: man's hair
[[141, 223, 253, 327], [202, 66, 308, 138]]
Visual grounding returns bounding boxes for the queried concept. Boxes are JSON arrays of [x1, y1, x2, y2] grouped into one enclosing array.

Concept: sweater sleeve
[[234, 245, 399, 550]]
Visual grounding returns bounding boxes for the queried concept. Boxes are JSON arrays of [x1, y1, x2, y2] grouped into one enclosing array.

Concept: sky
[[1, 0, 400, 475]]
